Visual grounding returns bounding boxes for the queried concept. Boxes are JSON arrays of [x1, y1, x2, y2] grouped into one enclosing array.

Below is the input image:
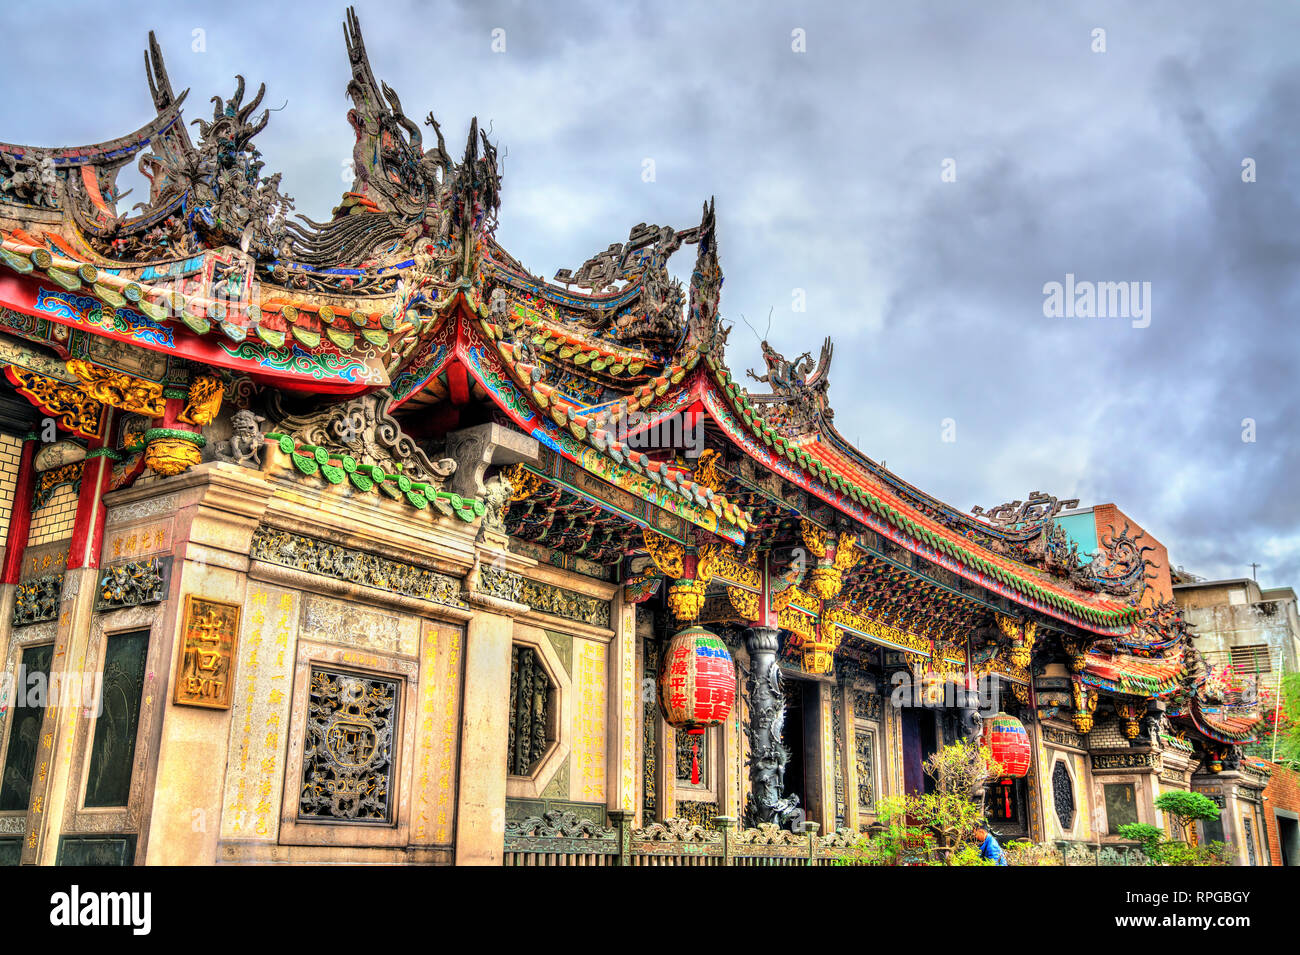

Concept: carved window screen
[[298, 667, 400, 824], [1051, 760, 1075, 832], [508, 645, 556, 777]]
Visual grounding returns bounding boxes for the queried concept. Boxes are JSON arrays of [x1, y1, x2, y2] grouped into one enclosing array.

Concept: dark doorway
[[989, 776, 1028, 840], [1278, 814, 1299, 867], [902, 708, 937, 795], [783, 680, 807, 810]]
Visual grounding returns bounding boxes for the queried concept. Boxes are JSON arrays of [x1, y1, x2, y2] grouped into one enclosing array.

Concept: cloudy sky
[[4, 1, 1297, 587]]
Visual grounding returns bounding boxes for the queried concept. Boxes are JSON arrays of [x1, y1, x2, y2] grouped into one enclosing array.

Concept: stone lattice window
[[298, 668, 399, 823], [1051, 760, 1075, 832], [508, 645, 555, 777]]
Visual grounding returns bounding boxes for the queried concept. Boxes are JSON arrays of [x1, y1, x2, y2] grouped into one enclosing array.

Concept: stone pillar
[[27, 413, 114, 864], [606, 591, 638, 817], [655, 724, 677, 822], [804, 680, 833, 832], [455, 607, 514, 865], [143, 464, 273, 864], [744, 625, 798, 828]]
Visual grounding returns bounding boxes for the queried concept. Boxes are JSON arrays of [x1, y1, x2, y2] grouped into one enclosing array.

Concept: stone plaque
[[221, 585, 299, 841], [411, 622, 463, 845], [574, 638, 607, 803], [173, 595, 241, 709]]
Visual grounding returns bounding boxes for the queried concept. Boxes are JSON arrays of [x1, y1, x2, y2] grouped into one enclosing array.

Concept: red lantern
[[658, 626, 736, 784], [984, 712, 1031, 778]]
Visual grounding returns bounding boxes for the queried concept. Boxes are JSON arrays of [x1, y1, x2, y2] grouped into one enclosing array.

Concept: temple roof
[[0, 7, 1161, 639]]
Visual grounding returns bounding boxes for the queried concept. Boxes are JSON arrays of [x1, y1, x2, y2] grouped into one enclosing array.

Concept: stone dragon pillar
[[743, 625, 801, 828]]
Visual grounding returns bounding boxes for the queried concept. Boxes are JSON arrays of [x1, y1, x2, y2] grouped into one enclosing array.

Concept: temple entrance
[[988, 776, 1028, 839], [782, 679, 807, 813], [902, 708, 937, 795]]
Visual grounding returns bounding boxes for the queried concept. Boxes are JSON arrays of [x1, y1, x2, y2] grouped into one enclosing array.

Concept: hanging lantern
[[983, 711, 1031, 778], [658, 626, 736, 784]]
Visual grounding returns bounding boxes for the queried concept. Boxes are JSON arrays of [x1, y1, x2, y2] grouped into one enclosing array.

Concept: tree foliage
[[1154, 790, 1220, 826], [835, 739, 1003, 866]]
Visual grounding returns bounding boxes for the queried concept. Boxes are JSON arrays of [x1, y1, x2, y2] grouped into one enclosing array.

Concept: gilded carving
[[33, 461, 83, 509], [1071, 678, 1098, 734], [179, 375, 224, 425], [173, 595, 240, 708], [8, 369, 104, 438], [516, 577, 612, 629], [96, 558, 166, 610], [643, 529, 684, 578], [144, 436, 202, 475], [66, 359, 166, 416], [13, 573, 63, 626]]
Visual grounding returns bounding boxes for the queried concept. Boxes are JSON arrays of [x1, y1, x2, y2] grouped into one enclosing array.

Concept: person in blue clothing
[[973, 825, 1008, 865]]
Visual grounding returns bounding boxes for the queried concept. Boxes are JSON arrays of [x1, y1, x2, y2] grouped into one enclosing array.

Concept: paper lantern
[[658, 626, 736, 783], [984, 711, 1031, 778]]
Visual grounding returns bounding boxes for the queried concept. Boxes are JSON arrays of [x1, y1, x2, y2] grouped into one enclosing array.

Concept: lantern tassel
[[691, 740, 701, 785]]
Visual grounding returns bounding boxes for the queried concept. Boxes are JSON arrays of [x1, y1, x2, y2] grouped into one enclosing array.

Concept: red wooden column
[[67, 408, 116, 571], [1, 435, 36, 584]]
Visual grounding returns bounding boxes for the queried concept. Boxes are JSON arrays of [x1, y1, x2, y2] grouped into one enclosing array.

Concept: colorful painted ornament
[[658, 626, 736, 783], [984, 711, 1031, 778]]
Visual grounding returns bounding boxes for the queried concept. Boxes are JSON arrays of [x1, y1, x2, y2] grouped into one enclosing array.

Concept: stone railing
[[502, 812, 857, 867]]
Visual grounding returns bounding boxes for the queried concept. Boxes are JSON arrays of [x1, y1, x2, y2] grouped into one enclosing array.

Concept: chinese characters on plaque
[[173, 595, 240, 708]]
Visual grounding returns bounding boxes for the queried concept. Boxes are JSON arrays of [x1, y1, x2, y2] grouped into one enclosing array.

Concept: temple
[[0, 9, 1270, 865]]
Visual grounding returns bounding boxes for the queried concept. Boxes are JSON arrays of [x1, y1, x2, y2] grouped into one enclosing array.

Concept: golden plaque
[[173, 595, 241, 708]]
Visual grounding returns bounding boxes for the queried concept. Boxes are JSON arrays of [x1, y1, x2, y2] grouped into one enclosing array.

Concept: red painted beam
[[1, 437, 35, 584], [67, 408, 115, 571], [0, 273, 381, 396], [446, 360, 470, 405]]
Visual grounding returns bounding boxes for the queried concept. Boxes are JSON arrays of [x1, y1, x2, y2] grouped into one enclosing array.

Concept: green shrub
[[1117, 823, 1165, 859], [949, 844, 996, 866]]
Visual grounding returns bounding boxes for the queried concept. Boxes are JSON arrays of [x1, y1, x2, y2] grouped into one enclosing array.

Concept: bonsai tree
[[1154, 790, 1220, 844], [915, 738, 1002, 862]]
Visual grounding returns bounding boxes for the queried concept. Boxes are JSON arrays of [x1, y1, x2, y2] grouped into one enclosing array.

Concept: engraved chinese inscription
[[173, 595, 240, 709]]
